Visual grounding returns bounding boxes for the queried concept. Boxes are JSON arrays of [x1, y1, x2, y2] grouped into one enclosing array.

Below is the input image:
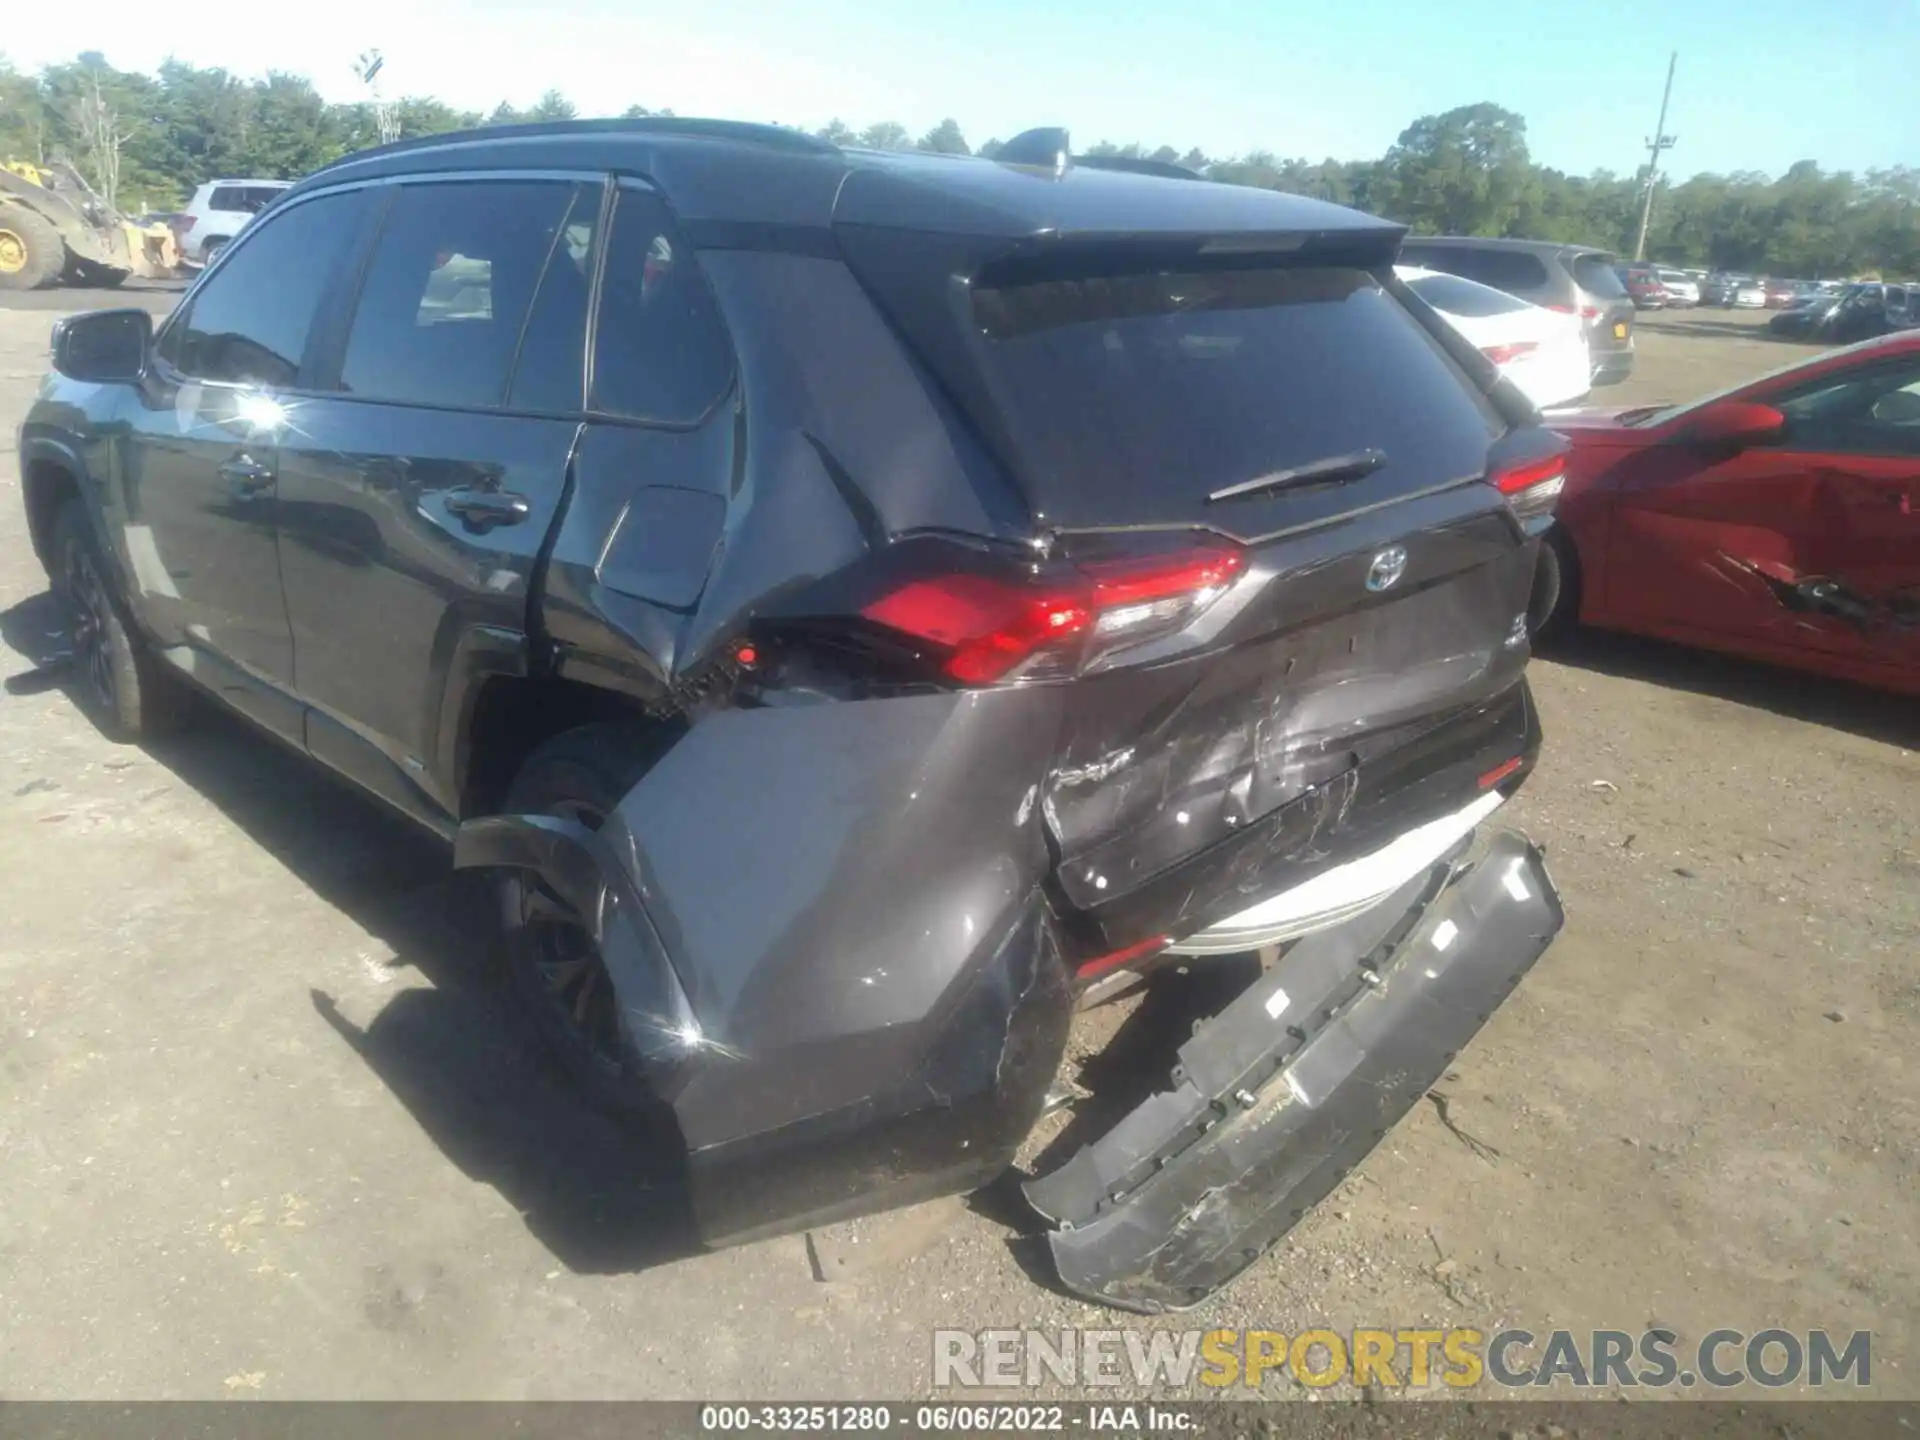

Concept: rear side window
[[339, 180, 584, 410], [589, 188, 734, 423], [209, 185, 281, 215], [1402, 246, 1550, 296], [1571, 255, 1628, 298], [1406, 272, 1531, 318], [971, 266, 1500, 522], [160, 190, 368, 387]]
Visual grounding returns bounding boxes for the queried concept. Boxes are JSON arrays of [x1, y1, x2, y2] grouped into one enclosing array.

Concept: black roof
[[286, 117, 1402, 248]]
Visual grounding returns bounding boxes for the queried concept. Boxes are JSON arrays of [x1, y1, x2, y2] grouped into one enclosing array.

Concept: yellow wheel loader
[[1, 160, 180, 290]]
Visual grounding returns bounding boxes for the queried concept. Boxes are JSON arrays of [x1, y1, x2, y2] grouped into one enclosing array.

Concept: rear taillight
[[859, 542, 1245, 686], [1491, 453, 1567, 520], [1481, 341, 1538, 365], [1580, 304, 1601, 321], [176, 216, 197, 234]]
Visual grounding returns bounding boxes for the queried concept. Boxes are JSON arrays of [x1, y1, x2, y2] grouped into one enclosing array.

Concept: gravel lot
[[1, 297, 1914, 1402]]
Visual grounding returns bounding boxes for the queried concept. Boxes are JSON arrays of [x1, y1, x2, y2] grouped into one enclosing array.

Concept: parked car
[[1398, 264, 1591, 409], [1398, 235, 1635, 385], [18, 119, 1565, 1313], [1763, 279, 1799, 308], [1768, 290, 1846, 339], [1732, 278, 1769, 308], [175, 178, 292, 265], [1617, 263, 1667, 309], [1533, 330, 1920, 694], [1655, 267, 1699, 306], [1885, 283, 1917, 330], [1702, 273, 1737, 306]]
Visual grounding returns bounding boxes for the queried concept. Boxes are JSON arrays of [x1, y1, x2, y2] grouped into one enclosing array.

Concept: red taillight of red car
[[1491, 452, 1567, 520], [861, 542, 1246, 685], [1481, 341, 1539, 365]]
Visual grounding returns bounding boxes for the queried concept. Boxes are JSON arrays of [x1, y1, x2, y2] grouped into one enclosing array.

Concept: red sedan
[[1533, 330, 1920, 695]]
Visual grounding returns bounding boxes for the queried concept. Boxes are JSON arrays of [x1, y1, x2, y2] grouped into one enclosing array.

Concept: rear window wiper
[[1207, 448, 1387, 504]]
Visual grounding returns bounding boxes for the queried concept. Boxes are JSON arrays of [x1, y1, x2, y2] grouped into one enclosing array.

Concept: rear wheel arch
[[457, 672, 681, 820]]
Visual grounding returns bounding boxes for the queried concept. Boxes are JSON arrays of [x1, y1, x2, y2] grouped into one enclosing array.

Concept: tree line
[[5, 53, 1916, 278]]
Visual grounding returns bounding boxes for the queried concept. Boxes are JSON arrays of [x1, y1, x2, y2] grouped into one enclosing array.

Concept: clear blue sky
[[15, 0, 1920, 178]]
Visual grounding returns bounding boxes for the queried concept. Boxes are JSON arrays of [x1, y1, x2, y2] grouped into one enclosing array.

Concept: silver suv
[[1397, 236, 1637, 386], [176, 178, 292, 265]]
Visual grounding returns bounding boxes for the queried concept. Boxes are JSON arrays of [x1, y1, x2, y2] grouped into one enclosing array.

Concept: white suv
[[176, 179, 292, 265]]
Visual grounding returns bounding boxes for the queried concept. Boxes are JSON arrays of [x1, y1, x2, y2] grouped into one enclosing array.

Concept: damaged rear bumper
[[1023, 829, 1562, 1313]]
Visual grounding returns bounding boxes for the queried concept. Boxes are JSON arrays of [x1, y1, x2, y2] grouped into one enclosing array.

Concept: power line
[[1632, 52, 1678, 261]]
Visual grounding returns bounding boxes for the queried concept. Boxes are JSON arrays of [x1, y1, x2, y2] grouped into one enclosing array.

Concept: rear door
[[274, 176, 599, 821], [1608, 354, 1920, 677]]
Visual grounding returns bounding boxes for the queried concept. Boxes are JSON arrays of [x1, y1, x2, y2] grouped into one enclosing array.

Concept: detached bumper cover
[[1024, 829, 1562, 1313]]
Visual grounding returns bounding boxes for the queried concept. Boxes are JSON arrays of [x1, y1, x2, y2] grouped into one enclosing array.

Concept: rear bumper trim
[[1024, 828, 1563, 1313], [1165, 790, 1505, 954]]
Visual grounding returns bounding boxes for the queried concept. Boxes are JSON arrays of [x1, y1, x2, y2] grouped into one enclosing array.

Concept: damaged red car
[[1534, 331, 1920, 695]]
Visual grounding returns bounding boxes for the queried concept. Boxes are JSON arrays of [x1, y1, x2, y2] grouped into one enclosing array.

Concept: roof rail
[[336, 116, 839, 166]]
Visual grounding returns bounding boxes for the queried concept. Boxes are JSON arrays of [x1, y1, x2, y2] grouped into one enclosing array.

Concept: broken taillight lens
[[1491, 453, 1567, 521], [860, 542, 1245, 686]]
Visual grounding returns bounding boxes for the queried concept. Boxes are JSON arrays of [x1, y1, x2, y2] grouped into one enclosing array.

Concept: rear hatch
[[833, 179, 1548, 952], [1569, 250, 1634, 352]]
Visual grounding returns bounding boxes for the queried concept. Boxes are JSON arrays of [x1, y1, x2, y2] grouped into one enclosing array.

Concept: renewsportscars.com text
[[933, 1327, 1872, 1391]]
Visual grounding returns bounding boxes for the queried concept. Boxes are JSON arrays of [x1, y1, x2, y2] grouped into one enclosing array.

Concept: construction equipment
[[1, 160, 180, 291]]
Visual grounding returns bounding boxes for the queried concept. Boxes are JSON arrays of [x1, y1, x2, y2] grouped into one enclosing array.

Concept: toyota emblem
[[1365, 545, 1409, 593]]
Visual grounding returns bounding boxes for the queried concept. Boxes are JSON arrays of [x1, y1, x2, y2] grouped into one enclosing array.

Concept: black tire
[[497, 722, 680, 1118], [1527, 525, 1582, 639], [0, 205, 65, 291], [200, 237, 229, 266], [50, 501, 192, 741]]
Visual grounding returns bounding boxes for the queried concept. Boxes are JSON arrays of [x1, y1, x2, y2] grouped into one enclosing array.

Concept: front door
[[1608, 355, 1920, 686], [121, 186, 372, 737]]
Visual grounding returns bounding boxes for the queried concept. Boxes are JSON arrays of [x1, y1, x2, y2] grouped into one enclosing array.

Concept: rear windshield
[[1406, 271, 1530, 318], [970, 266, 1501, 525], [1571, 254, 1628, 298]]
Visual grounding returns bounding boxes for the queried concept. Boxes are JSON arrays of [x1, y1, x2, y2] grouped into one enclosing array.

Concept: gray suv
[[1398, 236, 1636, 387]]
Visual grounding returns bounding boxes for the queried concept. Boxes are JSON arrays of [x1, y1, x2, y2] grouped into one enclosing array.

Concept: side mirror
[[1683, 400, 1785, 448], [51, 308, 152, 384]]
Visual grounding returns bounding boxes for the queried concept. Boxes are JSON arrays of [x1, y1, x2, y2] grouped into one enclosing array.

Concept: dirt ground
[[0, 298, 1914, 1402]]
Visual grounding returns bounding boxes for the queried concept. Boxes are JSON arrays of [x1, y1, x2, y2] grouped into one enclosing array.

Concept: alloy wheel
[[63, 542, 118, 715]]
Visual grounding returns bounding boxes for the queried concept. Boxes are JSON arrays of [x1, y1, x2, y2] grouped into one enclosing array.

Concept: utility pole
[[355, 50, 399, 145], [1632, 52, 1678, 261]]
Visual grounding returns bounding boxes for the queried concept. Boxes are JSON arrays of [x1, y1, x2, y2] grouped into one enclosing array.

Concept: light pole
[[1632, 52, 1678, 261]]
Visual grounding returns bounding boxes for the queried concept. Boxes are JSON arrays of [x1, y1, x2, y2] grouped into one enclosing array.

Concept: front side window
[[160, 189, 368, 388], [1775, 360, 1920, 457], [339, 180, 587, 410]]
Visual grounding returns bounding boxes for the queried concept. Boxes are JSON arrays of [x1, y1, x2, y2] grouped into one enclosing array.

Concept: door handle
[[444, 488, 531, 532], [218, 454, 273, 496]]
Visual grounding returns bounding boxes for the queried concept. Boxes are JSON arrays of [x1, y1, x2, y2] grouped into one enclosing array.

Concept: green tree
[[1373, 102, 1534, 236], [858, 121, 911, 150], [528, 89, 576, 122], [814, 118, 857, 144], [918, 118, 969, 155]]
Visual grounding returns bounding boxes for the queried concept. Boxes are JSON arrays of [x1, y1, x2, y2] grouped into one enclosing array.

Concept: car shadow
[[0, 587, 700, 1277], [1539, 626, 1917, 751], [1635, 314, 1806, 342]]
